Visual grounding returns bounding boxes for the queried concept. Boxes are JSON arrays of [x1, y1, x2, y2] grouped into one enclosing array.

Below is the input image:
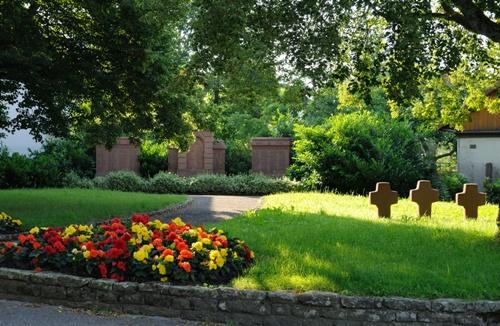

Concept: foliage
[[0, 138, 94, 188], [139, 140, 169, 178], [0, 188, 185, 229], [412, 58, 500, 130], [65, 172, 299, 196], [189, 0, 497, 106], [484, 178, 500, 204], [98, 171, 148, 193], [289, 112, 435, 196], [1, 0, 192, 147], [0, 212, 22, 234], [149, 172, 188, 194], [215, 192, 500, 299], [438, 172, 468, 201], [225, 140, 252, 175], [0, 215, 254, 285]]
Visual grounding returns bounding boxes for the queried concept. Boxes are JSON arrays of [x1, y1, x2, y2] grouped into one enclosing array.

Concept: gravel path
[[0, 300, 202, 326], [161, 195, 262, 225]]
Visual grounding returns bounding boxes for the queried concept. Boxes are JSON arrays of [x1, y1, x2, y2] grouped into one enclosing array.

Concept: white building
[[457, 110, 500, 189]]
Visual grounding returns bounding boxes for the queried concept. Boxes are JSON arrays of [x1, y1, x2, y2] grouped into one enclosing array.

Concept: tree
[[189, 0, 498, 104], [0, 0, 192, 147]]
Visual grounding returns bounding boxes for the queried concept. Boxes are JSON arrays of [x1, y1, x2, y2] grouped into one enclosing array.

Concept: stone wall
[[169, 131, 226, 176], [0, 268, 498, 325], [95, 137, 140, 176], [251, 138, 291, 177]]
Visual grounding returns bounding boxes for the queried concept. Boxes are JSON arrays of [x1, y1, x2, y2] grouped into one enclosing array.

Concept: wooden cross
[[456, 183, 486, 219], [409, 180, 439, 217], [369, 182, 398, 218]]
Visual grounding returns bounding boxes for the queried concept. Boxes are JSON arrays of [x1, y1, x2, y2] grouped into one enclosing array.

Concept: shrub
[[99, 171, 148, 192], [0, 212, 22, 234], [62, 172, 95, 189], [438, 172, 468, 201], [149, 172, 188, 194], [0, 215, 254, 285], [484, 177, 500, 204], [139, 140, 169, 177], [289, 112, 435, 196], [0, 149, 33, 188], [225, 140, 251, 175]]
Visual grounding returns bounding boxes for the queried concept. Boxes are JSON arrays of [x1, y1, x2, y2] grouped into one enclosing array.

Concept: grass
[[213, 192, 500, 300], [0, 188, 186, 229]]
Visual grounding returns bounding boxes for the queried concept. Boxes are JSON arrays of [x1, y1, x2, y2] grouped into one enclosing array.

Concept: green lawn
[[213, 192, 500, 300], [0, 188, 186, 229]]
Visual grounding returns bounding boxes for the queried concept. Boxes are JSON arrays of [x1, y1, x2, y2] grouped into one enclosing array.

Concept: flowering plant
[[0, 215, 254, 284], [0, 212, 22, 234]]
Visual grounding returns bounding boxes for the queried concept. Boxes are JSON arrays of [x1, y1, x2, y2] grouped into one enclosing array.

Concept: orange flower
[[178, 261, 191, 273], [161, 248, 174, 257], [178, 249, 193, 261]]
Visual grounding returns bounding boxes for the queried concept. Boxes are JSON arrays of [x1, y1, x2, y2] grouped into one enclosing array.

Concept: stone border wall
[[0, 268, 498, 325]]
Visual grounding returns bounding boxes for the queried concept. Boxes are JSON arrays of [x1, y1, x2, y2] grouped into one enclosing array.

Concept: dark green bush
[[138, 141, 169, 177], [289, 111, 435, 196], [149, 172, 188, 194], [438, 172, 468, 201], [99, 171, 148, 192], [484, 177, 500, 204], [225, 140, 251, 175], [63, 171, 298, 195]]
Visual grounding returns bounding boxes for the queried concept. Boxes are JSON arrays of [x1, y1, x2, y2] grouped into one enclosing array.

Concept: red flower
[[33, 267, 43, 273], [161, 248, 174, 257], [167, 232, 178, 241], [178, 261, 191, 273], [178, 249, 193, 261], [111, 273, 123, 281], [32, 241, 42, 250], [105, 247, 124, 260], [44, 245, 57, 255], [174, 239, 188, 251], [98, 263, 108, 278], [152, 238, 163, 248], [5, 242, 14, 249], [53, 241, 65, 252], [90, 249, 100, 259], [113, 261, 127, 271], [131, 214, 149, 225]]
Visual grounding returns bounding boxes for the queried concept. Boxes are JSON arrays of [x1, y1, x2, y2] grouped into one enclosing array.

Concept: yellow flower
[[208, 261, 217, 270], [63, 225, 77, 238], [209, 250, 219, 260], [83, 251, 91, 259], [215, 255, 225, 267], [12, 219, 22, 226], [201, 238, 212, 245], [191, 241, 203, 252], [160, 277, 168, 282], [188, 229, 198, 237], [78, 235, 90, 243], [29, 227, 40, 235], [133, 250, 148, 262], [233, 252, 239, 258], [220, 248, 228, 257], [172, 217, 185, 227], [158, 263, 167, 275], [164, 255, 174, 263]]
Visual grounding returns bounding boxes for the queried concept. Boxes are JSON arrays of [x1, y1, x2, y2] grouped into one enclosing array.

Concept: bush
[[484, 177, 500, 204], [438, 172, 468, 201], [99, 171, 148, 192], [289, 112, 435, 196], [225, 140, 251, 175], [0, 215, 254, 284], [0, 212, 22, 234], [149, 172, 188, 194], [139, 140, 169, 177]]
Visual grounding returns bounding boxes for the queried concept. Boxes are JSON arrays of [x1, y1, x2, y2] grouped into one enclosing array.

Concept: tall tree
[[0, 0, 192, 147], [189, 0, 498, 104]]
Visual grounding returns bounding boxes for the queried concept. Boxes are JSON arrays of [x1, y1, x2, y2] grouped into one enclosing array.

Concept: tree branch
[[436, 149, 456, 160]]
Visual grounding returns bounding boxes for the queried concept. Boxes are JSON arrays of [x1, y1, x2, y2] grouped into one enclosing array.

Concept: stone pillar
[[95, 137, 140, 176], [250, 137, 291, 177]]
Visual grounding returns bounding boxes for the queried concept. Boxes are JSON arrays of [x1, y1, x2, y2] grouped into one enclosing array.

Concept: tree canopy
[[0, 0, 191, 147]]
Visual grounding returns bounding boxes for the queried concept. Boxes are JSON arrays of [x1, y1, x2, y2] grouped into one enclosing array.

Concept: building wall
[[457, 137, 500, 189]]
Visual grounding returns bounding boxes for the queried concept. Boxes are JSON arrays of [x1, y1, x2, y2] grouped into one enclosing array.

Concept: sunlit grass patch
[[213, 192, 500, 299]]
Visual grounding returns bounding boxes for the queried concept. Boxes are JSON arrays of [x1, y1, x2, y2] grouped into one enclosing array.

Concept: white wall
[[1, 104, 42, 154], [457, 137, 500, 189]]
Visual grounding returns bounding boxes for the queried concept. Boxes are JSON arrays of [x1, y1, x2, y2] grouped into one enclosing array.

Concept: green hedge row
[[63, 171, 299, 195]]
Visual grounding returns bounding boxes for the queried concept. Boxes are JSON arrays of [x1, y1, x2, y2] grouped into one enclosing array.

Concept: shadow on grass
[[216, 208, 500, 300]]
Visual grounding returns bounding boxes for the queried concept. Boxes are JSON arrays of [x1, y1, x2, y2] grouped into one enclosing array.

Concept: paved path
[[0, 300, 202, 326], [162, 195, 262, 225]]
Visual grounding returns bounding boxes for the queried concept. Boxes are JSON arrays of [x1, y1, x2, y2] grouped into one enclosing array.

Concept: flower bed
[[0, 215, 254, 284], [0, 212, 22, 234]]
